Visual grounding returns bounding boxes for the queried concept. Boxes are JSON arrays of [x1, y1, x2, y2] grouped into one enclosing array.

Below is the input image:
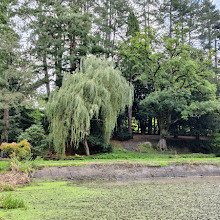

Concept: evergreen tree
[[20, 0, 92, 90], [197, 0, 220, 72], [0, 32, 33, 142], [94, 0, 130, 55], [133, 0, 159, 30], [126, 11, 140, 37]]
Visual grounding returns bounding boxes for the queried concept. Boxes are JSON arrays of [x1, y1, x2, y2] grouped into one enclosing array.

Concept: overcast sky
[[213, 0, 220, 9]]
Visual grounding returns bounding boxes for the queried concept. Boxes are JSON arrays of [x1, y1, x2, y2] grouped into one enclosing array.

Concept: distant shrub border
[[0, 140, 31, 159]]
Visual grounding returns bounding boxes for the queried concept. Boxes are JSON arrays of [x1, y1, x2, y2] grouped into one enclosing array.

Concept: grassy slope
[[0, 150, 220, 173], [1, 178, 220, 220], [38, 149, 220, 167]]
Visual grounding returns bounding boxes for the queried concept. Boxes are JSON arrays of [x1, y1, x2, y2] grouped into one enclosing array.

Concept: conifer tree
[[126, 11, 140, 37], [94, 0, 130, 54], [21, 0, 92, 90], [0, 31, 33, 143], [198, 0, 220, 52], [133, 0, 159, 30]]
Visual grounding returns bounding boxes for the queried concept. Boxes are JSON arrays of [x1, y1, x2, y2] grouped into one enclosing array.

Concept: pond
[[0, 177, 220, 219]]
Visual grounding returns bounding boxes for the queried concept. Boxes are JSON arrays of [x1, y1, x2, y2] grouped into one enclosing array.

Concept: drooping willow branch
[[47, 56, 134, 154]]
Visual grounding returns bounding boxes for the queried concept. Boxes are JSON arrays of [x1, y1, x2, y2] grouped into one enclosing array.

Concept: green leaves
[[47, 56, 133, 154]]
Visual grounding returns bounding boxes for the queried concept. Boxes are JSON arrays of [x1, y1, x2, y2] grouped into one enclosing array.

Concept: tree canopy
[[47, 56, 133, 155]]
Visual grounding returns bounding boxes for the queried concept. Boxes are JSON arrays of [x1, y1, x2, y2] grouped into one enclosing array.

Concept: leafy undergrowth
[[0, 178, 220, 219]]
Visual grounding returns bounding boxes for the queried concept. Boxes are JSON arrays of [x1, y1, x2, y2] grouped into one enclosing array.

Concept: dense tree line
[[0, 0, 220, 154]]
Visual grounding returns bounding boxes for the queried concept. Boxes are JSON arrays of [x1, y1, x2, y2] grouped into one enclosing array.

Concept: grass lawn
[[0, 178, 220, 220], [1, 150, 220, 173], [0, 161, 10, 173], [37, 149, 220, 167]]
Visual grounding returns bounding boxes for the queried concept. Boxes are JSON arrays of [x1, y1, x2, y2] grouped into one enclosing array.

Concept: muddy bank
[[33, 164, 220, 180]]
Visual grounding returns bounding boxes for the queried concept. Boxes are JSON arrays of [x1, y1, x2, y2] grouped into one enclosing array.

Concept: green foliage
[[47, 56, 133, 154], [0, 140, 31, 159], [0, 161, 9, 173], [134, 26, 219, 149], [198, 0, 220, 51], [1, 194, 26, 209], [18, 124, 49, 157], [89, 149, 216, 160], [115, 127, 133, 141], [126, 11, 139, 37], [0, 184, 14, 192], [167, 139, 212, 154], [87, 135, 113, 154], [210, 133, 220, 156], [137, 142, 158, 153], [9, 154, 38, 174]]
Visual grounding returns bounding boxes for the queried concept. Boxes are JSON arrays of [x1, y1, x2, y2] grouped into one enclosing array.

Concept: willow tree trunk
[[158, 121, 168, 151], [83, 137, 90, 156], [1, 107, 9, 143], [128, 106, 132, 136]]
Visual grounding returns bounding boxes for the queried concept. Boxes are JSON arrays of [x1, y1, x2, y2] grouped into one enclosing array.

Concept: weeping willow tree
[[47, 56, 133, 155]]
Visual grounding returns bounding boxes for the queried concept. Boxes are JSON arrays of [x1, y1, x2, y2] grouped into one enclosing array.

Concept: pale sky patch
[[213, 0, 220, 9]]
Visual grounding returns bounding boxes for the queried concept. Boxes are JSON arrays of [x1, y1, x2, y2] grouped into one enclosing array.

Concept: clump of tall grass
[[0, 184, 14, 192], [1, 194, 26, 209], [9, 153, 39, 174]]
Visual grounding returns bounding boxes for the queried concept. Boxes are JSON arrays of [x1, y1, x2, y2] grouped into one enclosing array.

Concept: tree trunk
[[158, 123, 168, 151], [128, 106, 132, 136], [140, 121, 146, 135], [1, 107, 9, 143], [43, 53, 50, 96], [195, 133, 200, 141], [148, 117, 152, 135], [169, 3, 173, 38], [215, 38, 218, 72], [153, 117, 156, 135], [83, 137, 90, 156]]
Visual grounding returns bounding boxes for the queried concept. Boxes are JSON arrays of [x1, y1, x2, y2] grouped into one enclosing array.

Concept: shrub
[[1, 194, 26, 209], [9, 154, 38, 174], [0, 140, 31, 159], [115, 128, 133, 141], [18, 124, 49, 157], [210, 133, 220, 156], [87, 135, 113, 154], [137, 142, 158, 154]]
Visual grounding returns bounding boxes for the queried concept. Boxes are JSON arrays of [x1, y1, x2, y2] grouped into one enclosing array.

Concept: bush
[[210, 133, 220, 156], [18, 124, 49, 157], [1, 194, 26, 209], [167, 139, 212, 154], [115, 128, 133, 141], [87, 135, 113, 154], [0, 140, 31, 159], [9, 154, 38, 174], [137, 142, 159, 154]]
